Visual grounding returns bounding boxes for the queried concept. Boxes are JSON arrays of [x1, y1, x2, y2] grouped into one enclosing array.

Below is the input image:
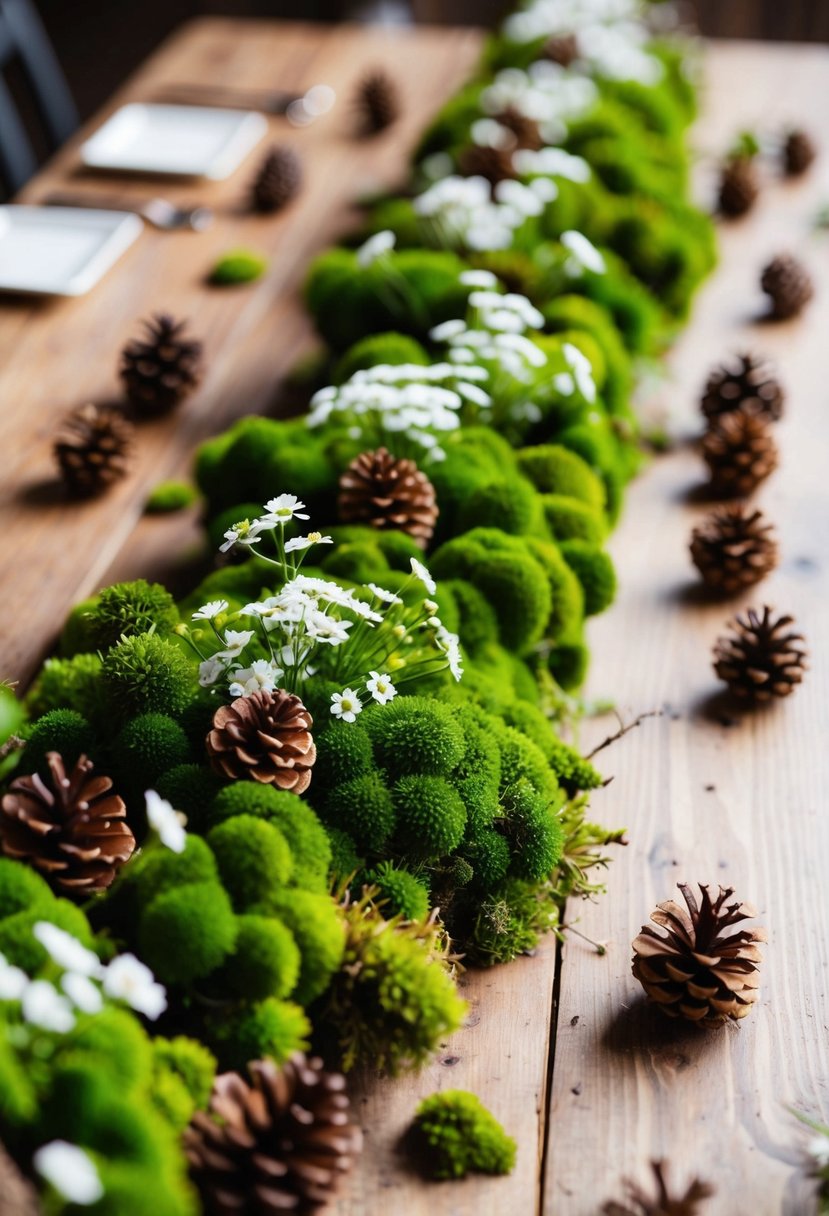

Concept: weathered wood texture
[[0, 18, 484, 686], [547, 41, 829, 1216]]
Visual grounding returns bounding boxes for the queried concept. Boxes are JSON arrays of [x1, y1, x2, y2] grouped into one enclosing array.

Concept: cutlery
[[156, 82, 336, 124], [42, 192, 214, 232]]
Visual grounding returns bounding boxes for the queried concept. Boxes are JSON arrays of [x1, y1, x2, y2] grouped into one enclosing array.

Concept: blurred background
[[29, 0, 829, 122]]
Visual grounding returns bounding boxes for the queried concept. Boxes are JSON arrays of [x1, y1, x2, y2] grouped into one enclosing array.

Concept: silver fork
[[42, 191, 214, 232]]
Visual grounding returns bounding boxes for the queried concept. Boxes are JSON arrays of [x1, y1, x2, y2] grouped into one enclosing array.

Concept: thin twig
[[0, 735, 24, 761], [585, 709, 663, 761], [560, 923, 607, 956]]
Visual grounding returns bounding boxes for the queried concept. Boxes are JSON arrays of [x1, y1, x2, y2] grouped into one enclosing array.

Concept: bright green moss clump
[[393, 775, 467, 860], [113, 714, 191, 799], [0, 858, 55, 919], [367, 863, 430, 921], [320, 772, 395, 853], [411, 1090, 516, 1179], [262, 890, 345, 1006], [25, 653, 102, 720], [210, 247, 268, 285], [210, 783, 331, 892], [84, 580, 179, 652], [207, 815, 293, 910], [101, 632, 194, 720], [0, 900, 93, 971], [19, 709, 97, 775], [516, 445, 606, 514], [138, 881, 236, 985], [145, 480, 198, 514], [218, 914, 301, 1001], [204, 998, 310, 1072], [560, 539, 618, 616], [362, 697, 465, 780]]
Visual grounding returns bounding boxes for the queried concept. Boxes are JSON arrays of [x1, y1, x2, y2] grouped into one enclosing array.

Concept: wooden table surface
[[3, 21, 829, 1216]]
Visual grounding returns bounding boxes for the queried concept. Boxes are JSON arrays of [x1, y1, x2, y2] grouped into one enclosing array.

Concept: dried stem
[[585, 709, 663, 761]]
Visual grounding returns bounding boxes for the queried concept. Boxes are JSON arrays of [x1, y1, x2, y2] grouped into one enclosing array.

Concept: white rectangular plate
[[0, 206, 143, 296], [80, 103, 268, 179]]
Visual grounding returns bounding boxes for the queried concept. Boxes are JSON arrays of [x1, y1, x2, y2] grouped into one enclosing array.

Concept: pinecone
[[120, 313, 203, 416], [783, 128, 816, 176], [632, 883, 766, 1028], [0, 1142, 40, 1216], [338, 447, 438, 549], [355, 70, 399, 136], [700, 352, 784, 423], [251, 145, 303, 213], [0, 753, 135, 895], [53, 402, 133, 497], [458, 143, 517, 192], [713, 606, 807, 701], [690, 505, 778, 594], [543, 32, 579, 67], [206, 689, 316, 791], [184, 1054, 362, 1215], [760, 253, 814, 320], [603, 1160, 714, 1216], [701, 410, 778, 498], [717, 156, 759, 217], [494, 105, 544, 151]]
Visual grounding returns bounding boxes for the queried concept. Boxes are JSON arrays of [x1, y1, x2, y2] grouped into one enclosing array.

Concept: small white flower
[[103, 954, 167, 1020], [284, 532, 333, 553], [356, 229, 396, 267], [429, 319, 468, 342], [219, 520, 263, 553], [423, 599, 438, 613], [459, 269, 499, 288], [561, 229, 606, 275], [366, 672, 397, 705], [192, 600, 228, 621], [145, 790, 186, 854], [22, 980, 75, 1033], [262, 493, 310, 522], [61, 972, 104, 1015], [33, 922, 102, 978], [228, 658, 284, 698], [367, 583, 403, 606], [410, 557, 437, 595], [33, 1142, 103, 1206], [563, 341, 597, 403], [0, 960, 28, 1000], [330, 689, 363, 723], [198, 655, 228, 687], [807, 1133, 829, 1168], [220, 629, 255, 658]]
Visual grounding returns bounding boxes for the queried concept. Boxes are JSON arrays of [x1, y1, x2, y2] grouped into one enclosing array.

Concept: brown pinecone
[[355, 70, 399, 136], [206, 689, 316, 791], [783, 128, 816, 176], [632, 883, 766, 1028], [120, 313, 203, 416], [0, 1142, 40, 1216], [761, 253, 814, 319], [701, 410, 778, 498], [603, 1161, 714, 1216], [184, 1054, 363, 1216], [338, 447, 438, 549], [458, 143, 516, 192], [0, 753, 135, 895], [717, 156, 759, 217], [494, 104, 544, 151], [713, 605, 807, 701], [53, 402, 133, 497], [700, 352, 784, 423], [251, 145, 303, 213], [690, 505, 777, 594], [543, 32, 579, 67]]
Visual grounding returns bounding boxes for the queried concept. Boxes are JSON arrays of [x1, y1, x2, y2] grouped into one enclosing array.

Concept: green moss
[[319, 771, 395, 853], [440, 580, 499, 654], [498, 726, 560, 806], [456, 476, 538, 537], [411, 1090, 516, 1179], [516, 446, 606, 513], [0, 900, 93, 970], [333, 331, 429, 382], [207, 816, 293, 910], [327, 827, 363, 880], [138, 882, 237, 985], [218, 914, 301, 1001], [559, 540, 617, 616], [101, 633, 195, 720], [69, 1006, 153, 1092], [0, 858, 55, 920], [113, 714, 191, 801], [548, 638, 590, 692], [209, 784, 331, 892], [25, 653, 103, 720], [312, 721, 374, 788], [85, 580, 179, 652], [393, 774, 467, 860], [503, 780, 565, 882], [145, 481, 198, 514], [128, 836, 219, 902], [152, 1036, 216, 1111], [362, 697, 465, 780], [260, 890, 345, 1006], [19, 710, 97, 775], [540, 494, 605, 544], [367, 862, 430, 921], [463, 829, 511, 889], [210, 247, 268, 285], [205, 998, 310, 1072], [155, 764, 224, 833]]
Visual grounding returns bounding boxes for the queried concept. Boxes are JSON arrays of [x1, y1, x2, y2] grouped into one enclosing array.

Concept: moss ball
[[319, 772, 395, 853], [504, 780, 565, 881], [151, 1036, 216, 1110], [500, 701, 554, 760], [128, 835, 218, 902], [440, 580, 498, 654], [393, 775, 467, 860], [113, 714, 191, 801], [313, 721, 374, 788], [210, 247, 268, 285], [207, 816, 293, 911], [333, 332, 429, 382], [526, 538, 585, 643], [205, 998, 310, 1072], [516, 446, 606, 514], [456, 477, 537, 537], [367, 863, 430, 921], [559, 540, 617, 616], [25, 653, 103, 721], [210, 784, 331, 893], [155, 764, 224, 834], [498, 726, 560, 805], [0, 858, 55, 920], [549, 638, 590, 691], [84, 580, 179, 652], [327, 828, 363, 880], [411, 1090, 516, 1179], [362, 696, 465, 780], [541, 494, 605, 544], [20, 710, 97, 776], [70, 1006, 153, 1092], [463, 829, 511, 890], [138, 881, 237, 985], [261, 890, 345, 1006], [101, 632, 195, 721], [145, 481, 198, 514], [0, 899, 93, 971], [218, 914, 301, 1001]]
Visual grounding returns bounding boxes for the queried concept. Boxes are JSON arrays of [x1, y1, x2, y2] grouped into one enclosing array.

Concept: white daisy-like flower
[[22, 980, 75, 1033], [436, 624, 464, 681], [191, 600, 229, 621], [366, 671, 397, 705], [563, 341, 597, 403], [33, 1142, 103, 1206], [145, 790, 186, 854], [459, 269, 499, 289], [61, 972, 104, 1015], [228, 658, 283, 698], [330, 689, 363, 723], [561, 229, 606, 276], [103, 954, 167, 1020], [33, 922, 102, 979], [367, 583, 403, 605], [262, 493, 310, 522], [356, 229, 396, 267], [219, 629, 256, 658], [807, 1133, 829, 1168], [284, 532, 333, 553], [306, 614, 352, 645], [198, 655, 228, 687], [410, 557, 437, 595], [0, 956, 28, 1000], [219, 519, 263, 553]]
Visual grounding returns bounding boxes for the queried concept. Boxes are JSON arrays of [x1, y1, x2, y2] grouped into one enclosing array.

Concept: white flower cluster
[[512, 146, 592, 183], [413, 173, 557, 252], [431, 276, 547, 385], [480, 61, 598, 145], [34, 1141, 103, 1206]]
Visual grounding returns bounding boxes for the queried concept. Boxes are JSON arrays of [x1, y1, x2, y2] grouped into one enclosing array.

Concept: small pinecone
[[120, 313, 203, 416], [783, 128, 816, 176], [700, 352, 784, 423], [0, 753, 135, 895], [53, 402, 133, 496], [251, 145, 302, 213], [718, 156, 759, 217], [356, 70, 399, 136], [494, 104, 544, 151], [701, 410, 778, 498], [458, 142, 516, 191], [338, 447, 438, 549], [690, 505, 777, 594], [543, 32, 579, 67], [713, 605, 807, 701], [184, 1054, 363, 1215], [0, 1142, 40, 1216], [760, 253, 814, 319], [206, 689, 316, 791], [632, 883, 766, 1027], [603, 1160, 714, 1216]]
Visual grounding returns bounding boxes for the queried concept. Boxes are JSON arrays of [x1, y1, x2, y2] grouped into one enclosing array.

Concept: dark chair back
[[0, 0, 78, 195]]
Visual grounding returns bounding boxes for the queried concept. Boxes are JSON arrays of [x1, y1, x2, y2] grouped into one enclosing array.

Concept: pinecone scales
[[783, 129, 816, 176], [603, 1160, 714, 1216], [338, 447, 438, 549], [184, 1054, 362, 1216], [690, 505, 778, 594], [702, 410, 778, 498], [700, 353, 784, 423], [355, 70, 399, 136], [252, 145, 302, 213], [54, 403, 133, 496], [206, 689, 316, 791], [713, 606, 807, 701], [632, 883, 766, 1028], [120, 313, 203, 415], [718, 157, 759, 218], [458, 143, 516, 192], [761, 254, 814, 320], [0, 753, 135, 894]]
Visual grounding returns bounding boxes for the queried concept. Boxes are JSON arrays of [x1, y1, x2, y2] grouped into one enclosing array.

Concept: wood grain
[[546, 41, 829, 1215]]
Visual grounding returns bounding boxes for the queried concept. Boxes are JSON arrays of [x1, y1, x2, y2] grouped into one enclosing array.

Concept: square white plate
[[0, 206, 143, 296], [80, 103, 268, 179]]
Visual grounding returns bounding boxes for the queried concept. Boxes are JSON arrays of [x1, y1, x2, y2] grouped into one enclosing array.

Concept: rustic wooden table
[[2, 21, 828, 1216]]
